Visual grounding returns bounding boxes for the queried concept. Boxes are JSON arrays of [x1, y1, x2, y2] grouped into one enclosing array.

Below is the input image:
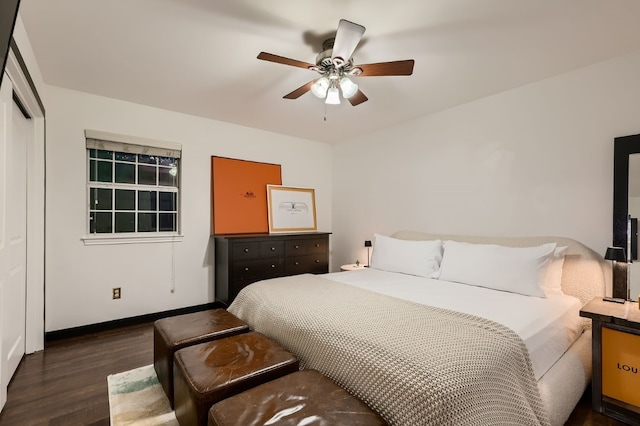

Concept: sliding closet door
[[0, 73, 28, 411]]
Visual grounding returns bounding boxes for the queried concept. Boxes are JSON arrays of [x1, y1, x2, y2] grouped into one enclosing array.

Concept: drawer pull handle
[[294, 261, 299, 266], [294, 245, 299, 249], [315, 243, 320, 247], [315, 259, 320, 263], [271, 264, 276, 268], [244, 248, 249, 253], [270, 247, 276, 251], [244, 267, 249, 271]]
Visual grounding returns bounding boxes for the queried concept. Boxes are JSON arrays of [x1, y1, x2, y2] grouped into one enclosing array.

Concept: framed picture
[[211, 157, 282, 234], [267, 185, 317, 233]]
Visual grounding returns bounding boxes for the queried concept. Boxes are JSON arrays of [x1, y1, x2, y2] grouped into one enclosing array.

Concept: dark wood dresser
[[214, 232, 331, 306]]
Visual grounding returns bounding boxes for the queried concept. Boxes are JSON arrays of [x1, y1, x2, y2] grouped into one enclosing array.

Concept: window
[[86, 131, 181, 237]]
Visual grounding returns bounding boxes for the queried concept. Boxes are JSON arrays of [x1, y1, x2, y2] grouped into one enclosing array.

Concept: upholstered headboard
[[391, 231, 608, 308]]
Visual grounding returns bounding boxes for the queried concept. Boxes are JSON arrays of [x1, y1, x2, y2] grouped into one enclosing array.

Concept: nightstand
[[340, 264, 367, 271], [580, 297, 640, 424]]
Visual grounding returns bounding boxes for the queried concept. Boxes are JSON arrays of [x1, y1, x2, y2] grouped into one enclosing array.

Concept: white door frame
[[3, 47, 45, 353]]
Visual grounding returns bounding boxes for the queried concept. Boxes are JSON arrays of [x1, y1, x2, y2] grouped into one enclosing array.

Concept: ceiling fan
[[257, 19, 415, 107]]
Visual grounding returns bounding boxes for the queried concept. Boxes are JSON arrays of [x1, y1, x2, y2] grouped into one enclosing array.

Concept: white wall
[[332, 50, 640, 268], [44, 86, 332, 331]]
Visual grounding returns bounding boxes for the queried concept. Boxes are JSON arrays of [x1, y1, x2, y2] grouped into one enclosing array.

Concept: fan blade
[[331, 19, 366, 65], [348, 90, 368, 106], [356, 60, 415, 76], [257, 52, 315, 70], [283, 80, 315, 99]]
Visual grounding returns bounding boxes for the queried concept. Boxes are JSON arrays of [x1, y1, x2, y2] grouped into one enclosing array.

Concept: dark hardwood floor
[[0, 322, 153, 426], [0, 321, 627, 425]]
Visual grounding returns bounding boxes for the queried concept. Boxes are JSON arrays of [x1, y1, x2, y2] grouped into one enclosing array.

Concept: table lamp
[[605, 246, 627, 301], [364, 240, 372, 267]]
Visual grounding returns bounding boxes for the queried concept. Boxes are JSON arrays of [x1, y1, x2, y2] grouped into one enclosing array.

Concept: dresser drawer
[[285, 238, 328, 256], [285, 254, 328, 275], [259, 241, 284, 257], [233, 259, 284, 280], [232, 242, 261, 260]]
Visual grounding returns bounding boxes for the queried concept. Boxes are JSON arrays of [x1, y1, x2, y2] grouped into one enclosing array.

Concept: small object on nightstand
[[355, 260, 360, 266], [603, 296, 626, 304], [341, 264, 366, 272]]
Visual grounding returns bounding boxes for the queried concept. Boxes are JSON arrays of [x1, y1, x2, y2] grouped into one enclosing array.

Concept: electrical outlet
[[112, 287, 121, 299]]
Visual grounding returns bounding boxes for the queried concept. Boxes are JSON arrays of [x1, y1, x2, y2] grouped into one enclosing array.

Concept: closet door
[[0, 74, 28, 411]]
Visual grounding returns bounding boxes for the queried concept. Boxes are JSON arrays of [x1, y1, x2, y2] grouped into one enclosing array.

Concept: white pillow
[[542, 246, 567, 296], [433, 241, 557, 298], [370, 234, 443, 278]]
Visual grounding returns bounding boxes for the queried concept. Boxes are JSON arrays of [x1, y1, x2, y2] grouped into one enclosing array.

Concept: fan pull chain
[[323, 102, 327, 121]]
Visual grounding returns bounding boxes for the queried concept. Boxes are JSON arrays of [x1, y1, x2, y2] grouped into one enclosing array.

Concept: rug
[[107, 364, 179, 426]]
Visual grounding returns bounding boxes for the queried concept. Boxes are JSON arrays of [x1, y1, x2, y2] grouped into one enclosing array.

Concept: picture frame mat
[[267, 185, 317, 233]]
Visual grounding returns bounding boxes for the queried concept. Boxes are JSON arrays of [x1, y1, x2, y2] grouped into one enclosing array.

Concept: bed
[[227, 231, 608, 426]]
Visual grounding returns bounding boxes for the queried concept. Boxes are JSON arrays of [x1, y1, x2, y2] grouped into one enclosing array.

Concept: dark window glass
[[89, 160, 97, 181], [159, 213, 176, 231], [115, 163, 135, 184], [96, 161, 112, 182], [115, 189, 135, 210], [158, 192, 176, 211], [138, 213, 157, 232], [158, 168, 177, 186], [91, 212, 112, 233], [96, 150, 113, 160], [159, 157, 177, 166], [138, 191, 157, 211], [138, 165, 156, 185], [90, 188, 112, 210], [89, 149, 97, 158], [115, 152, 136, 162], [115, 212, 135, 232], [138, 155, 157, 164]]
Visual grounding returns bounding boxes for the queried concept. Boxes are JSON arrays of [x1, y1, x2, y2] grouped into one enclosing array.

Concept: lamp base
[[612, 261, 628, 300]]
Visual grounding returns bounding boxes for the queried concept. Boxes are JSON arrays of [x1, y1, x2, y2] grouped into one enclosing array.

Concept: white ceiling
[[18, 0, 640, 145]]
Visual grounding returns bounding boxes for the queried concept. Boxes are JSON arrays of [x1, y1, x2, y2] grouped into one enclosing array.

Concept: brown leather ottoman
[[153, 309, 249, 408], [208, 369, 387, 425], [173, 331, 299, 426]]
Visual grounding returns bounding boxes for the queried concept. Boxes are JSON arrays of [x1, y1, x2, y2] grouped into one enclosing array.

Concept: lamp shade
[[605, 246, 626, 262], [311, 77, 329, 98], [339, 77, 358, 98], [364, 240, 372, 247], [325, 87, 341, 104]]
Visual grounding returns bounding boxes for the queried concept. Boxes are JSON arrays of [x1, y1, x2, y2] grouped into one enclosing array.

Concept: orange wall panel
[[211, 157, 282, 234]]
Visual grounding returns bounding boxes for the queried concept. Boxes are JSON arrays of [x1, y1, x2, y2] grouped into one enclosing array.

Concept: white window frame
[[81, 130, 183, 246]]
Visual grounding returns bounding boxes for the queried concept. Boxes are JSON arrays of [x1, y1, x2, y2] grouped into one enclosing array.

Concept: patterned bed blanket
[[228, 274, 550, 426]]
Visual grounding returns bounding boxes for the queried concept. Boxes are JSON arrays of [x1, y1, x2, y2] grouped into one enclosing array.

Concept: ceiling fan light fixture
[[339, 77, 358, 98], [325, 87, 341, 105], [310, 77, 330, 98]]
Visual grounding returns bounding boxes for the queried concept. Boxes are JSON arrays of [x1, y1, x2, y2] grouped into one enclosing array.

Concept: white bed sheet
[[325, 268, 583, 380]]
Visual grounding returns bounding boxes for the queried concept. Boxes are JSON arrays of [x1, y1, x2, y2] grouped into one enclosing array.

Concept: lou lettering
[[617, 363, 638, 373]]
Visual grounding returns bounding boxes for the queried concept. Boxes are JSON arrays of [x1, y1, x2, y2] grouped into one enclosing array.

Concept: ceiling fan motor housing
[[316, 38, 335, 68]]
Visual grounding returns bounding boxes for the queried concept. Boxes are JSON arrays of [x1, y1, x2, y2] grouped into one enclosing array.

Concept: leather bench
[[153, 309, 249, 407], [173, 331, 299, 426], [208, 369, 388, 425]]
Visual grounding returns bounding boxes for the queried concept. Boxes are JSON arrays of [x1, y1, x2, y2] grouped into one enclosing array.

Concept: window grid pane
[[115, 162, 136, 184]]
